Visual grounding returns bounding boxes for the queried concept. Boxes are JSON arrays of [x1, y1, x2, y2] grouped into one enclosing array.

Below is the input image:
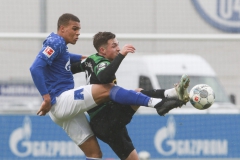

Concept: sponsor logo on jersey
[[192, 0, 240, 32], [97, 62, 108, 72], [43, 46, 55, 58], [85, 62, 93, 72]]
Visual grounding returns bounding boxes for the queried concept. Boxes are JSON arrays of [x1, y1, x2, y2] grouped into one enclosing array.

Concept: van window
[[139, 75, 153, 90], [156, 75, 230, 103]]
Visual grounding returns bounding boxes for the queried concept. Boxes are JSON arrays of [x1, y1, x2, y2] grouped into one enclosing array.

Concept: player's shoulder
[[44, 32, 65, 48], [40, 33, 66, 59], [88, 53, 109, 63]]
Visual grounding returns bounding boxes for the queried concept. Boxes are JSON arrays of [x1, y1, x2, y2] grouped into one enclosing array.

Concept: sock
[[110, 86, 151, 106], [140, 89, 165, 98], [164, 88, 178, 98], [148, 98, 162, 108], [86, 157, 102, 160]]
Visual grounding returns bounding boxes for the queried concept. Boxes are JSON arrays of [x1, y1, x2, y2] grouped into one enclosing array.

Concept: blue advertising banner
[[127, 115, 240, 159], [0, 114, 239, 159], [0, 115, 85, 159]]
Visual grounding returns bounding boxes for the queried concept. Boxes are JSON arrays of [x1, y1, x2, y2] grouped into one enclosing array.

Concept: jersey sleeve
[[71, 60, 85, 74], [37, 38, 63, 65], [97, 53, 125, 83], [69, 53, 82, 63], [29, 57, 49, 96]]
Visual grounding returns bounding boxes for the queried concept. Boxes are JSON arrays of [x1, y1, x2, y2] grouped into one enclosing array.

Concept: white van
[[114, 54, 238, 114]]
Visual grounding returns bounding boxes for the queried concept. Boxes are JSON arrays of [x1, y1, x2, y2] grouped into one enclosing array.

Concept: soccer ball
[[189, 84, 215, 110]]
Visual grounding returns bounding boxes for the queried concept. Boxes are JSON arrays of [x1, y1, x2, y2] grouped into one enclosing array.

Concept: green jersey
[[71, 53, 125, 119]]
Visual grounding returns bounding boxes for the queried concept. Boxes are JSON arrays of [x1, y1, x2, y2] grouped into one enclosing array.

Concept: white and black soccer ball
[[189, 84, 215, 110]]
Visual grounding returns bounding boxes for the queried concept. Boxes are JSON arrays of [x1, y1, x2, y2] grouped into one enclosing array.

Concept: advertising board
[[0, 114, 239, 159]]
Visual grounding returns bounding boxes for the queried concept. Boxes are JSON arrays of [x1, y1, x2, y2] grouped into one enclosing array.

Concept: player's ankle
[[148, 98, 162, 108]]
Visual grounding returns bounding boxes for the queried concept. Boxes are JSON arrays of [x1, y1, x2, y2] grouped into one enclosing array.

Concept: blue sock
[[110, 86, 150, 106]]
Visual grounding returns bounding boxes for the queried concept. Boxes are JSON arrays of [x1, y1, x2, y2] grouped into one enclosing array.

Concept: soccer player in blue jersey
[[29, 13, 185, 160]]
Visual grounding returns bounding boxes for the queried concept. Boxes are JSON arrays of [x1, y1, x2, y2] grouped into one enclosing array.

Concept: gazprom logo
[[154, 116, 228, 156], [9, 116, 84, 158], [192, 0, 240, 32]]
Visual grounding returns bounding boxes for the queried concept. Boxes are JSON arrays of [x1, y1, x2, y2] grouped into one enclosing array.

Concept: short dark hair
[[93, 32, 116, 52], [57, 13, 80, 30]]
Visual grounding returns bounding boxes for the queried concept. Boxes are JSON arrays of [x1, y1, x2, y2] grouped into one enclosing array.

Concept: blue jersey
[[30, 33, 81, 105]]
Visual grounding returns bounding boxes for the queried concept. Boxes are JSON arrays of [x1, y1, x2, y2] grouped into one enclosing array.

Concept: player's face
[[103, 38, 120, 61], [61, 20, 80, 44]]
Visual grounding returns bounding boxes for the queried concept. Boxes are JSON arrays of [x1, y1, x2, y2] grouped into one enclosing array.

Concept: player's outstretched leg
[[154, 98, 184, 116], [153, 74, 190, 116], [175, 74, 190, 104]]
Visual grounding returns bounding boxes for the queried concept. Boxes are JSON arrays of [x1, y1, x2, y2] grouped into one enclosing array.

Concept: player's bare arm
[[81, 55, 88, 60]]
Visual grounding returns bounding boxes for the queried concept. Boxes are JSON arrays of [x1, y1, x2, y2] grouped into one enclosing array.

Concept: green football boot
[[175, 74, 190, 104]]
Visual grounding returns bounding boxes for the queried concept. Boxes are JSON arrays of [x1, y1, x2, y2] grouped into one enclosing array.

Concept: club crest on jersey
[[43, 46, 55, 58], [97, 62, 107, 71], [65, 59, 71, 71], [96, 62, 108, 75]]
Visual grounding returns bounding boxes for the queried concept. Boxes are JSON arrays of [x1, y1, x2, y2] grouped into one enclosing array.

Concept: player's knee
[[93, 83, 114, 93], [92, 83, 114, 104]]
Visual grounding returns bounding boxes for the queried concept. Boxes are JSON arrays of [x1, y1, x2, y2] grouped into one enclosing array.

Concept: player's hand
[[37, 101, 51, 116], [135, 88, 144, 92], [81, 55, 88, 60], [120, 44, 135, 56], [37, 94, 51, 116]]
